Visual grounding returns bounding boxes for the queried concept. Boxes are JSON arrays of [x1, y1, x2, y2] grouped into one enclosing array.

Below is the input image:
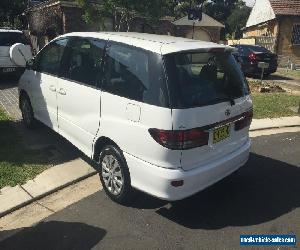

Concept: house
[[25, 0, 106, 51], [173, 13, 225, 43], [25, 0, 224, 52], [243, 0, 300, 67], [129, 14, 224, 43]]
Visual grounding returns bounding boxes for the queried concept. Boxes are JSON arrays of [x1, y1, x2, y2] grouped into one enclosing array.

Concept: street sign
[[258, 62, 269, 83]]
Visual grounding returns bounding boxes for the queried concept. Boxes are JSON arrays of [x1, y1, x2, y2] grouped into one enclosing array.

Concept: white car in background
[[18, 32, 253, 204], [0, 28, 31, 80]]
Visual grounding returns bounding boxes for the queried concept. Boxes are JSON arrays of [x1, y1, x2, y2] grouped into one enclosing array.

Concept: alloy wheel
[[101, 154, 124, 196]]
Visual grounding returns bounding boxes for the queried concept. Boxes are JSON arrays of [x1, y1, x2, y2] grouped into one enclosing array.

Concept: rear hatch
[[248, 46, 278, 66], [164, 50, 252, 171], [0, 31, 30, 67]]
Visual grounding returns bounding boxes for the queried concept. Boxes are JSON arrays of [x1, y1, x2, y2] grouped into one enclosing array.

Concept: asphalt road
[[1, 132, 300, 250]]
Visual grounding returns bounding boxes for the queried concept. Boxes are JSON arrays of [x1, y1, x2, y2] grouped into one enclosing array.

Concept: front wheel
[[98, 145, 133, 204], [20, 95, 36, 129]]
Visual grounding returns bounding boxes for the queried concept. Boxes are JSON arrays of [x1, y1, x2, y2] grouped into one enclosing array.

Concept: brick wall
[[62, 6, 88, 33], [27, 4, 64, 51], [277, 16, 300, 64], [27, 4, 63, 37], [244, 19, 279, 38]]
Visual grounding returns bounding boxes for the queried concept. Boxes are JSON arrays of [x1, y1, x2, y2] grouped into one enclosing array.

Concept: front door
[[57, 38, 106, 156], [30, 38, 69, 131]]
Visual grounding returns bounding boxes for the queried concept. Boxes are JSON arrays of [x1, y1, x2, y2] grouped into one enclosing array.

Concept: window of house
[[291, 24, 300, 45], [36, 38, 68, 75]]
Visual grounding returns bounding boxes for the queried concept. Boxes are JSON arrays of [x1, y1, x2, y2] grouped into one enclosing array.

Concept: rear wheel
[[98, 145, 133, 204], [20, 95, 36, 129]]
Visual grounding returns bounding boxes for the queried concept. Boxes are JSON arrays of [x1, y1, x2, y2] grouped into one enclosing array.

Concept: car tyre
[[20, 95, 36, 129], [98, 145, 134, 205]]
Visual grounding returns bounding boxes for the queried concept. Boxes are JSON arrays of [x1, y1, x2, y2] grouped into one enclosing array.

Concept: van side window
[[102, 43, 168, 107], [63, 39, 105, 87], [36, 39, 68, 75], [102, 44, 150, 102]]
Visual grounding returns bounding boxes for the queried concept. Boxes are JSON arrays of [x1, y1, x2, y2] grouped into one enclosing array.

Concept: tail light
[[235, 110, 253, 131], [149, 128, 209, 150], [248, 53, 257, 61]]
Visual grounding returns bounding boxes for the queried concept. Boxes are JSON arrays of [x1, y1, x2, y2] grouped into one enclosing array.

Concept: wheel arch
[[93, 136, 121, 162]]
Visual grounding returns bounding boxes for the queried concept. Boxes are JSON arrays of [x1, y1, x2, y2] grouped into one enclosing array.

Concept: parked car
[[18, 32, 253, 204], [232, 44, 278, 77], [0, 28, 31, 80]]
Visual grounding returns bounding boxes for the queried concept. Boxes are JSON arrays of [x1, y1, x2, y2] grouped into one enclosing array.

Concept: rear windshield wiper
[[217, 96, 235, 106]]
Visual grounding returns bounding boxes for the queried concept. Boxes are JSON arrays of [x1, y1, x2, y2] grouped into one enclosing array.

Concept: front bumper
[[125, 139, 251, 201]]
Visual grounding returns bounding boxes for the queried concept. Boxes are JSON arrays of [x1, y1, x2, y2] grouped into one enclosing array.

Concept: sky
[[244, 0, 255, 7]]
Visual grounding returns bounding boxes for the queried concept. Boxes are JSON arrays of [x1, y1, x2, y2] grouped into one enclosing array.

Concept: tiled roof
[[270, 0, 300, 16]]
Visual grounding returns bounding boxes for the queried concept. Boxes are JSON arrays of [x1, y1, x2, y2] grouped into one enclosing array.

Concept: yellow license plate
[[213, 125, 230, 144]]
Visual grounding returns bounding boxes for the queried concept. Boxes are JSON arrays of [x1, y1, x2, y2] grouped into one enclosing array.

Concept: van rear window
[[164, 52, 250, 109], [0, 32, 29, 46]]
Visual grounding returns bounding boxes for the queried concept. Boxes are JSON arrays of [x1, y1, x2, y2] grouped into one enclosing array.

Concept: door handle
[[49, 85, 56, 92], [58, 88, 66, 95]]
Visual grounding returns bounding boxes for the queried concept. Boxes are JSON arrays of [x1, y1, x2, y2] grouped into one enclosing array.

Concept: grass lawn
[[0, 108, 48, 189], [274, 69, 300, 80], [252, 93, 300, 119]]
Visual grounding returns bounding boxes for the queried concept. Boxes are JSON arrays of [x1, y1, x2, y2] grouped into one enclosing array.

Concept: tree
[[227, 2, 251, 39], [76, 0, 175, 31], [0, 0, 27, 28], [203, 0, 239, 23], [202, 0, 251, 39], [76, 0, 251, 38]]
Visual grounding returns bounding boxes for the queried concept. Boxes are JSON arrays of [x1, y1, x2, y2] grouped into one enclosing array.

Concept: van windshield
[[0, 32, 29, 46], [164, 51, 250, 109]]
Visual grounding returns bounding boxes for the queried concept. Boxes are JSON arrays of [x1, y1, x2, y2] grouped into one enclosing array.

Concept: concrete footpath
[[0, 159, 96, 217], [1, 116, 300, 218], [250, 116, 300, 131]]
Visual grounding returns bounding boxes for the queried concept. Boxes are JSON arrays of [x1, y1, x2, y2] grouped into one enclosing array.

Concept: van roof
[[60, 32, 233, 55]]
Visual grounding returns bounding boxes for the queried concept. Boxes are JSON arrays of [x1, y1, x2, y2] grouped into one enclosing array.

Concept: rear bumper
[[242, 62, 278, 75], [125, 139, 251, 201], [0, 66, 25, 76]]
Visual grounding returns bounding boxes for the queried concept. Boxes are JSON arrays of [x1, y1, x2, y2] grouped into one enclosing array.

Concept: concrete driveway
[[0, 79, 81, 167], [0, 132, 299, 250]]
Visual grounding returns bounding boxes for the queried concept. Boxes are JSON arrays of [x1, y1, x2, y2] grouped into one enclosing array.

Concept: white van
[[18, 32, 252, 204], [0, 29, 30, 79]]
